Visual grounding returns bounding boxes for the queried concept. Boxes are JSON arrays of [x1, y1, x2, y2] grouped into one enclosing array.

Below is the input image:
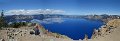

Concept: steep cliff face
[[89, 19, 120, 41]]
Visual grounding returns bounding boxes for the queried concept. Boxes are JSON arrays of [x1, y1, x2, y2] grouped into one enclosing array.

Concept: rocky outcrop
[[91, 19, 120, 41], [107, 19, 120, 27], [83, 34, 88, 41]]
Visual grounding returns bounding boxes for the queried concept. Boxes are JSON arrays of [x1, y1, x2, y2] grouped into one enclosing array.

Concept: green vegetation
[[0, 10, 7, 29], [9, 22, 28, 28], [0, 10, 28, 29]]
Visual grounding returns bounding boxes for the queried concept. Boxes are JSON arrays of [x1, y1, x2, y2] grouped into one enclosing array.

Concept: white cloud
[[5, 9, 65, 15]]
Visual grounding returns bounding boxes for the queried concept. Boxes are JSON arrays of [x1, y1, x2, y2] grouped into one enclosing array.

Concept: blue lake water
[[38, 18, 103, 40]]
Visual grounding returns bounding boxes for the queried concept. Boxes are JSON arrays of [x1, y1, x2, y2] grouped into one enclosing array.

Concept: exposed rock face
[[107, 19, 120, 27], [100, 25, 108, 35], [91, 29, 99, 39], [83, 34, 88, 41], [90, 19, 120, 41]]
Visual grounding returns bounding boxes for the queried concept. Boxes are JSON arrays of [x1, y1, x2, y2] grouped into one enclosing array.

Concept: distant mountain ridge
[[4, 14, 120, 23]]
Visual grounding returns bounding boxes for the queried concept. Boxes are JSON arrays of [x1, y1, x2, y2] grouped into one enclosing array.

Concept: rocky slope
[[87, 19, 120, 41], [0, 24, 72, 41]]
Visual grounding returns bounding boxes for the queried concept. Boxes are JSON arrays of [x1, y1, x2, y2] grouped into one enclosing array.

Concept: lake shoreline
[[1, 18, 120, 41], [40, 18, 103, 40]]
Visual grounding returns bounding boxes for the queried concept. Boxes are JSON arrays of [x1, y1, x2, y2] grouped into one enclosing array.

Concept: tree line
[[0, 10, 28, 29]]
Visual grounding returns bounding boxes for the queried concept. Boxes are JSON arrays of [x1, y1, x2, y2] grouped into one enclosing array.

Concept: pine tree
[[1, 10, 4, 17], [0, 10, 7, 29]]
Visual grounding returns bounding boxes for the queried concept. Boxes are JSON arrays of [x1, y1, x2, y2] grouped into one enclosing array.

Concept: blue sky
[[0, 0, 120, 15]]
